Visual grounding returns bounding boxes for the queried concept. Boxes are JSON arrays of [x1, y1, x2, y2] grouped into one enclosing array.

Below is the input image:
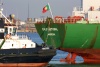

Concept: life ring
[[5, 34, 11, 39]]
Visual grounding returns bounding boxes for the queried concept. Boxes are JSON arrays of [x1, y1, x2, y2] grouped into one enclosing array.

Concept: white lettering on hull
[[42, 28, 58, 31], [48, 33, 55, 36], [42, 28, 58, 36]]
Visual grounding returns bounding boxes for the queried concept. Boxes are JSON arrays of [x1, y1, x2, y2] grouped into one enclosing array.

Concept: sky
[[2, 0, 81, 21]]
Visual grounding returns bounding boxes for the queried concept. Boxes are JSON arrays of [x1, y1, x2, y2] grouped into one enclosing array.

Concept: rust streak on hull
[[59, 48, 100, 64], [59, 48, 100, 59]]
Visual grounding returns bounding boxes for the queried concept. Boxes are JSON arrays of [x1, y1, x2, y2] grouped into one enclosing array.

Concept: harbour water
[[18, 32, 100, 67]]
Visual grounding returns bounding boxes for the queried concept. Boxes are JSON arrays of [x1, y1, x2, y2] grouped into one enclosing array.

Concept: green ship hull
[[35, 20, 100, 64], [35, 23, 100, 49]]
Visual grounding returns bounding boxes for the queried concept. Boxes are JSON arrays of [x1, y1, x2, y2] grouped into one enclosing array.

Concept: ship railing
[[11, 34, 31, 40], [34, 18, 46, 23], [88, 20, 100, 24], [18, 34, 30, 40], [35, 17, 85, 24], [35, 17, 69, 23], [73, 7, 83, 11]]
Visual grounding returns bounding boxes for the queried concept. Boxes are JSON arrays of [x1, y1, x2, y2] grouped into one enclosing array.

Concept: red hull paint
[[59, 48, 100, 64], [0, 63, 48, 67]]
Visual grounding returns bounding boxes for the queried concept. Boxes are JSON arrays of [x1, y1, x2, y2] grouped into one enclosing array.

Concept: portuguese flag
[[42, 4, 50, 13]]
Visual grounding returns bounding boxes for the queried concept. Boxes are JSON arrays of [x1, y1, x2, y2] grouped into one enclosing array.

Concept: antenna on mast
[[28, 1, 29, 19], [0, 0, 3, 6], [0, 0, 12, 23]]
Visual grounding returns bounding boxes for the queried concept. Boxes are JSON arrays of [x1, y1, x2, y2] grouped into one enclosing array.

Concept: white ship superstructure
[[72, 0, 100, 22]]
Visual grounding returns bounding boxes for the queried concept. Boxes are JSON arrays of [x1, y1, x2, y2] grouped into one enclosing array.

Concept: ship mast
[[0, 0, 12, 24], [28, 1, 29, 19]]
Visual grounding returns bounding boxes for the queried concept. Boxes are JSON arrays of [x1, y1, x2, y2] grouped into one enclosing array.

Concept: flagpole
[[48, 3, 54, 19]]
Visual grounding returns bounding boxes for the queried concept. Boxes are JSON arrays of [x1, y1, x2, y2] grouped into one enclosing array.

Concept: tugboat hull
[[0, 48, 56, 66]]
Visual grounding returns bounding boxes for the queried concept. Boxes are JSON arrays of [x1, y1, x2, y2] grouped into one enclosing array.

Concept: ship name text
[[42, 28, 58, 31], [42, 28, 58, 36]]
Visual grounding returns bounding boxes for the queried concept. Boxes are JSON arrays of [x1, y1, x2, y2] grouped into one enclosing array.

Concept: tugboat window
[[12, 44, 13, 47], [25, 44, 26, 46], [31, 44, 33, 46], [13, 28, 16, 35], [5, 27, 8, 34]]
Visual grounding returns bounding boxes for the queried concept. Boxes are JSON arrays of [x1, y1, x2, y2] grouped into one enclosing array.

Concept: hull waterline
[[35, 23, 100, 64], [0, 63, 48, 67]]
